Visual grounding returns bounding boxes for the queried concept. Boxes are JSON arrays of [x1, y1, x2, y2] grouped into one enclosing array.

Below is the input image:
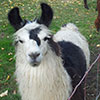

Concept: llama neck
[[41, 49, 62, 69], [15, 49, 72, 100], [15, 49, 71, 84]]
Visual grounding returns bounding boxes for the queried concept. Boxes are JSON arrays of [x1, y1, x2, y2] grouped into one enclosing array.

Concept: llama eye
[[44, 35, 53, 41], [19, 40, 24, 43], [44, 37, 50, 41], [44, 37, 48, 41], [14, 41, 18, 46], [14, 40, 24, 46]]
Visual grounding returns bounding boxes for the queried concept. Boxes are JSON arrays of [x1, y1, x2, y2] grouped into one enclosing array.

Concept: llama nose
[[29, 53, 40, 60]]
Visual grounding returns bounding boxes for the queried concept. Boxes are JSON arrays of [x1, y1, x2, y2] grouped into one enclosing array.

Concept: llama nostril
[[29, 53, 40, 59]]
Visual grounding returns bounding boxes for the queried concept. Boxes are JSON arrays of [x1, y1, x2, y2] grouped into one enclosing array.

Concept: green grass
[[0, 0, 100, 100]]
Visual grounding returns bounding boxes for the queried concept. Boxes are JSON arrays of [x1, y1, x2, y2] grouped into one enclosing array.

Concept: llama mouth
[[31, 61, 40, 67], [33, 63, 39, 66]]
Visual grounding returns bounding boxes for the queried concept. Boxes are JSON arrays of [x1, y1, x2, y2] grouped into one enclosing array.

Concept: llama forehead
[[29, 26, 41, 39], [29, 27, 41, 46], [24, 21, 40, 30], [14, 22, 39, 38], [24, 21, 50, 39], [15, 29, 29, 41], [14, 21, 50, 43]]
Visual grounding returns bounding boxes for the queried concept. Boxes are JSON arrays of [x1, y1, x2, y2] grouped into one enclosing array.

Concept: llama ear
[[37, 3, 53, 27], [8, 7, 26, 30]]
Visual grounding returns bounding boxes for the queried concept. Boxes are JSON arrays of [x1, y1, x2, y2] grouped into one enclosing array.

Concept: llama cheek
[[36, 54, 43, 63], [41, 44, 48, 56], [27, 56, 33, 64]]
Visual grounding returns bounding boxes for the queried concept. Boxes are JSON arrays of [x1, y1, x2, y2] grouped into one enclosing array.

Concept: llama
[[95, 0, 100, 31], [84, 0, 89, 9], [84, 0, 98, 10], [8, 3, 90, 100]]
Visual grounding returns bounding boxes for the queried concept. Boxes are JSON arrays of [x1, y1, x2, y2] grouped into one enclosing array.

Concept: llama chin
[[8, 3, 90, 100]]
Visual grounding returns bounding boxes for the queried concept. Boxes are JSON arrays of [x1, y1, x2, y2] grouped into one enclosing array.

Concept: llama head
[[8, 3, 60, 67]]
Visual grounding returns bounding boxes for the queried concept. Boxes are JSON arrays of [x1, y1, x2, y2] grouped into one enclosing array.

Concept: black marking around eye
[[29, 27, 41, 46], [19, 40, 24, 43], [14, 41, 18, 46], [30, 27, 41, 35], [43, 35, 52, 41]]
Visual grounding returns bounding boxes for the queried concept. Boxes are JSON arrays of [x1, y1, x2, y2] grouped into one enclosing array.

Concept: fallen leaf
[[96, 44, 100, 48], [13, 90, 17, 94], [0, 33, 5, 39], [89, 34, 92, 38], [6, 75, 10, 80], [8, 52, 13, 56], [9, 58, 13, 61], [0, 90, 8, 97], [7, 36, 10, 39], [1, 48, 5, 50]]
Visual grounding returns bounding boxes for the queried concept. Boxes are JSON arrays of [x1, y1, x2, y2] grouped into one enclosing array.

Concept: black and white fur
[[8, 3, 90, 100]]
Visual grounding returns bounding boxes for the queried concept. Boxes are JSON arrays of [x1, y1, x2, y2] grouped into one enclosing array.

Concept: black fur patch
[[48, 36, 61, 56], [58, 41, 86, 100], [30, 27, 41, 35], [8, 7, 27, 30], [29, 27, 41, 46], [66, 67, 85, 100], [37, 3, 53, 27], [58, 41, 86, 77]]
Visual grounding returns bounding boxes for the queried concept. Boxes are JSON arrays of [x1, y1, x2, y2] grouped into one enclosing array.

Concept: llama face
[[14, 22, 52, 66], [8, 3, 53, 66]]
